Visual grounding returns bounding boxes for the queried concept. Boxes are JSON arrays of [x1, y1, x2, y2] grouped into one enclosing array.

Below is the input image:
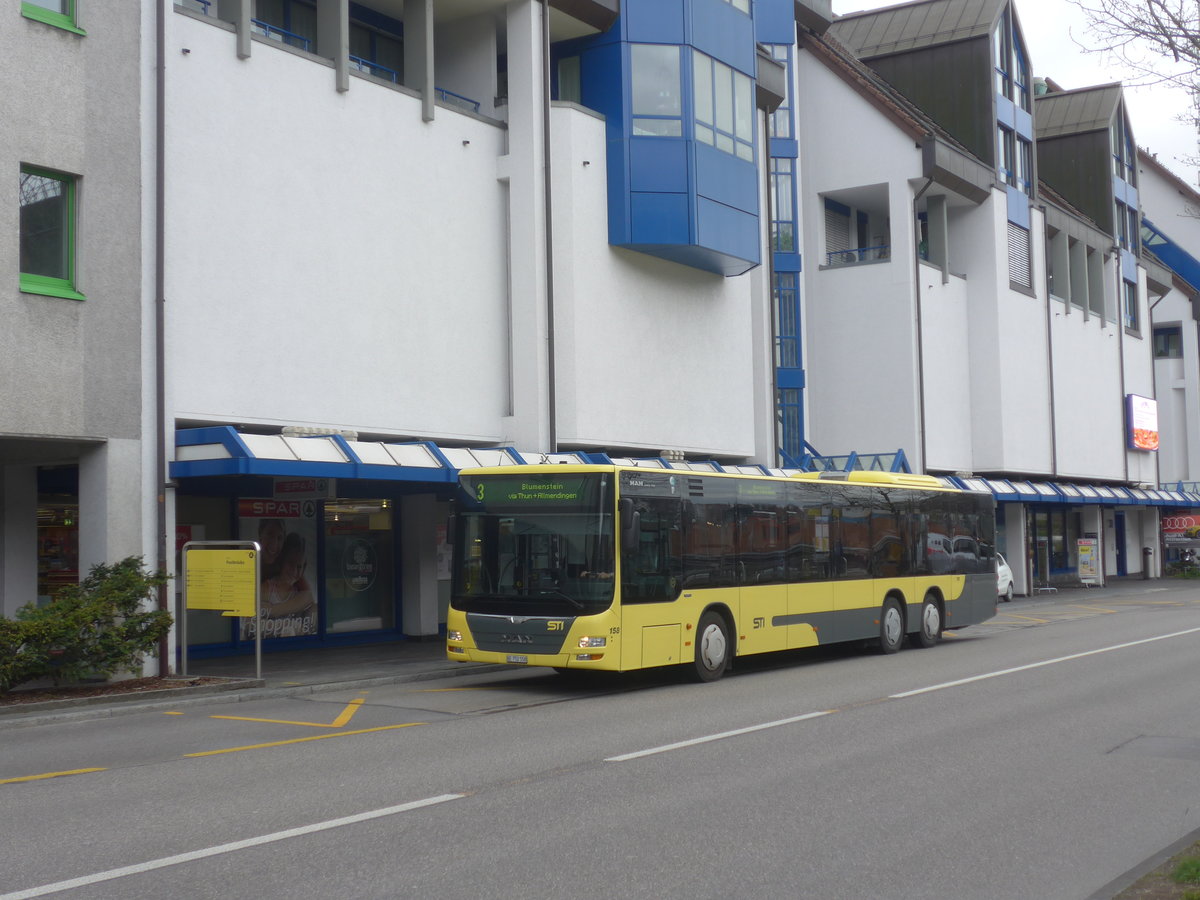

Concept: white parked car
[[996, 553, 1014, 602]]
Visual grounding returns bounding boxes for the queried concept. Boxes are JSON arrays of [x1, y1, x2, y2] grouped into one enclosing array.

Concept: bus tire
[[878, 597, 904, 654], [910, 593, 942, 649], [691, 611, 730, 682]]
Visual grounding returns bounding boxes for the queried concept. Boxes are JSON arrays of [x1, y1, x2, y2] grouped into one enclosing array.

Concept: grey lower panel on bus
[[770, 609, 879, 645], [467, 613, 575, 654], [946, 575, 997, 629]]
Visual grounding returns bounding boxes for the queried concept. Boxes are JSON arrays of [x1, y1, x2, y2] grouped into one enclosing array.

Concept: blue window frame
[[1123, 279, 1139, 331], [630, 44, 682, 136], [767, 44, 793, 140], [692, 49, 754, 160]]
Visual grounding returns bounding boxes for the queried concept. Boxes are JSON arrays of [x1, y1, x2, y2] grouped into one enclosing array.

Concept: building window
[[997, 126, 1032, 195], [254, 0, 316, 52], [993, 9, 1029, 111], [770, 158, 795, 252], [1154, 326, 1183, 358], [767, 45, 793, 141], [1123, 279, 1139, 331], [720, 0, 751, 12], [350, 13, 403, 84], [693, 49, 754, 161], [21, 0, 85, 33], [1111, 110, 1136, 184], [1007, 222, 1032, 288], [631, 44, 682, 136], [20, 166, 84, 301]]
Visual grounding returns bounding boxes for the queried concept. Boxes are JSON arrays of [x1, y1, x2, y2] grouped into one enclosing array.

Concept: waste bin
[[1142, 546, 1153, 579]]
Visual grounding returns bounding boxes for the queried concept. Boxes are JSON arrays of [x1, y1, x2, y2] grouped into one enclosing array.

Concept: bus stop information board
[[185, 548, 257, 617], [180, 541, 261, 679]]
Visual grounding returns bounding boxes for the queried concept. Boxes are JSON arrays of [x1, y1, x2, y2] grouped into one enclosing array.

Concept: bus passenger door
[[737, 507, 787, 655], [785, 502, 835, 648]]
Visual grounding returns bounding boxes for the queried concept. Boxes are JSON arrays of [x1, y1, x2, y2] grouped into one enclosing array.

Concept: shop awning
[[170, 427, 593, 484], [171, 428, 921, 485], [949, 475, 1200, 507]]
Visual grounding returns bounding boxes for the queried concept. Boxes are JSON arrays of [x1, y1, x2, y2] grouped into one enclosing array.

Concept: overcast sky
[[830, 0, 1200, 188]]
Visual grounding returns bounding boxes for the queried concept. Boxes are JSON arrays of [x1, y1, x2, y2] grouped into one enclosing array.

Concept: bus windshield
[[452, 473, 615, 616]]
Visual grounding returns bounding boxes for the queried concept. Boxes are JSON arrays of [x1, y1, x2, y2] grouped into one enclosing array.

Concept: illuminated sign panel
[[1126, 394, 1159, 451]]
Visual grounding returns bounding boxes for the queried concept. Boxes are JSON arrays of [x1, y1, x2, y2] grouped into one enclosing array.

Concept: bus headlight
[[578, 636, 606, 648], [447, 631, 463, 642]]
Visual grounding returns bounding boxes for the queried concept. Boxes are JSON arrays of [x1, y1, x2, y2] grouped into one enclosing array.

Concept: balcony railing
[[826, 245, 890, 267], [349, 55, 399, 84], [177, 0, 212, 13], [435, 87, 481, 114], [251, 19, 312, 52]]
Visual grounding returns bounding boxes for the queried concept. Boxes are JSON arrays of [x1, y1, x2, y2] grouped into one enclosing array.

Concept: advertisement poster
[[238, 498, 319, 639], [1077, 538, 1099, 585], [1126, 394, 1160, 451], [1162, 513, 1200, 547]]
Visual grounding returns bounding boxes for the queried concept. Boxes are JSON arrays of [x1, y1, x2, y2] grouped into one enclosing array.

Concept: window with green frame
[[21, 0, 86, 35], [20, 166, 85, 301]]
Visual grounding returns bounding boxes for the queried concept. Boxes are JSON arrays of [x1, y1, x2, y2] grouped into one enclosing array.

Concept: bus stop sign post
[[181, 541, 262, 680]]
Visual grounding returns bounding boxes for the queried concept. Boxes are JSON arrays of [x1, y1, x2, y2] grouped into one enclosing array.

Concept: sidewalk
[[0, 639, 504, 730]]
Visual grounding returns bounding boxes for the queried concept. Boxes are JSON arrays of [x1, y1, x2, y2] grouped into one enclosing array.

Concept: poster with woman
[[238, 499, 319, 639]]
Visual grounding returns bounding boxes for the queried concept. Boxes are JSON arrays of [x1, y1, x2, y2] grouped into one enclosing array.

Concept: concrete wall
[[0, 3, 154, 610], [165, 12, 511, 443], [549, 103, 764, 457]]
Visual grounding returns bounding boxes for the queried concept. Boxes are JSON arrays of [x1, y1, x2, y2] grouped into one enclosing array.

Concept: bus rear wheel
[[878, 598, 904, 654], [910, 593, 942, 648], [691, 611, 730, 682]]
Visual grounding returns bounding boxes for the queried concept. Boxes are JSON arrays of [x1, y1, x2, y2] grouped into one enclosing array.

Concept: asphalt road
[[3, 585, 1200, 899]]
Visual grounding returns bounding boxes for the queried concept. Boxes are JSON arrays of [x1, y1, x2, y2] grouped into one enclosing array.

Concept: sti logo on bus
[[547, 621, 565, 631]]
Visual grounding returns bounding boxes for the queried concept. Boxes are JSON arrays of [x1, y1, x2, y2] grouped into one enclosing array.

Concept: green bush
[[0, 557, 172, 695]]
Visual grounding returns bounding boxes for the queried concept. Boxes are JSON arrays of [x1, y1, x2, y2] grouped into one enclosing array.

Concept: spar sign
[[1162, 513, 1200, 545]]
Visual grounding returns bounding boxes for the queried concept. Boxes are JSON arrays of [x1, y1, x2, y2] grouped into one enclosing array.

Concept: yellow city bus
[[446, 465, 997, 681]]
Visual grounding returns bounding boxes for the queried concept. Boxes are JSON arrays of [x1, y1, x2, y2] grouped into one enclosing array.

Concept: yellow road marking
[[162, 711, 183, 716], [1070, 604, 1117, 614], [210, 697, 365, 729], [1, 767, 106, 785], [185, 723, 425, 757], [996, 612, 1050, 623]]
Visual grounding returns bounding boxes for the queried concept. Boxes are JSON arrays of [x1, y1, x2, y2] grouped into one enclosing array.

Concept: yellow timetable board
[[185, 548, 257, 617]]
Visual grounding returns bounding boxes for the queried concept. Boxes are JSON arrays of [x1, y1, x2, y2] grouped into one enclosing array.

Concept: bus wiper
[[536, 588, 585, 610]]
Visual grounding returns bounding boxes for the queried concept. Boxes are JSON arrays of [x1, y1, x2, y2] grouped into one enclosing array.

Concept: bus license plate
[[506, 654, 528, 664]]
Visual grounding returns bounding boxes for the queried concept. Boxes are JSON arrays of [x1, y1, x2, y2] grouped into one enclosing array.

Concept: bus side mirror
[[620, 499, 640, 554]]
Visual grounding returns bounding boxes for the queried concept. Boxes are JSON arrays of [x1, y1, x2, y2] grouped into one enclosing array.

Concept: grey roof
[[1034, 83, 1122, 139], [829, 0, 1004, 59]]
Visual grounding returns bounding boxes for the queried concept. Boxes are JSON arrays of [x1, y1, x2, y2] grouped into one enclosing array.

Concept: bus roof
[[455, 464, 961, 491]]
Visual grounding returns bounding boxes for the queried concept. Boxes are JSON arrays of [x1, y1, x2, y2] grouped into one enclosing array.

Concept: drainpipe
[[1041, 207, 1057, 478], [913, 173, 935, 474], [1116, 245, 1129, 485], [541, 0, 557, 453], [155, 0, 169, 675]]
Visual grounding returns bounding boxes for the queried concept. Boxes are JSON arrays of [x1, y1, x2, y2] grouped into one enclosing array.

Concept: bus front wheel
[[878, 598, 904, 654], [909, 593, 942, 648], [692, 611, 730, 682]]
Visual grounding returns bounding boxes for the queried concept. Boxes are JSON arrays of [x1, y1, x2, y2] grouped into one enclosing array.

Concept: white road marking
[[0, 794, 465, 900], [607, 626, 1200, 762], [890, 626, 1200, 698], [606, 711, 833, 762]]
